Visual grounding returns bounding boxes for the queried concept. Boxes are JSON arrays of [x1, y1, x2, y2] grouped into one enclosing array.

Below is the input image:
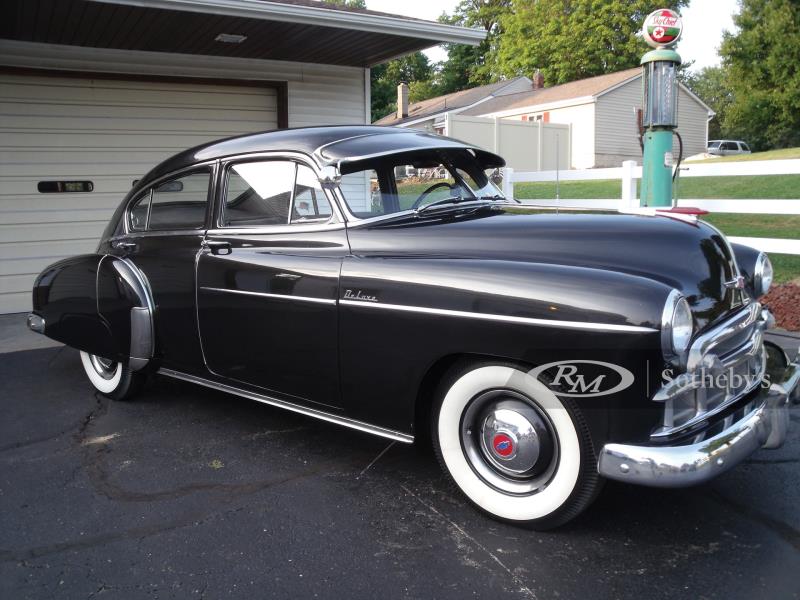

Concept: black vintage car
[[28, 126, 798, 529]]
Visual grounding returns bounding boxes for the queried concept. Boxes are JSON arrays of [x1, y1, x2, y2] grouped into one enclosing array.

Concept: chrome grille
[[652, 302, 767, 439]]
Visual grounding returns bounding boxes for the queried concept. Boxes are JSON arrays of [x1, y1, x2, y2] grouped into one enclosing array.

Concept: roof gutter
[[86, 0, 487, 45]]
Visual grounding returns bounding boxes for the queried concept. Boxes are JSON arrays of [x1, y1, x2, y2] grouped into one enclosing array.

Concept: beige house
[[376, 68, 714, 170]]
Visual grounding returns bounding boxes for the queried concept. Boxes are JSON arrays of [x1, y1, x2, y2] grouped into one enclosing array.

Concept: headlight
[[661, 290, 694, 362], [753, 252, 773, 297]]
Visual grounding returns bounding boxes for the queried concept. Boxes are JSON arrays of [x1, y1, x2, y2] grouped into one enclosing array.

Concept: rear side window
[[127, 170, 211, 232], [149, 172, 210, 230]]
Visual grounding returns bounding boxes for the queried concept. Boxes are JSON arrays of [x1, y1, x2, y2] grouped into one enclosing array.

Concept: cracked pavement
[[1, 347, 799, 599]]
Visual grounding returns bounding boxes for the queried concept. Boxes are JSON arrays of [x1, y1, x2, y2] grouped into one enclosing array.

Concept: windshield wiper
[[415, 195, 501, 215], [477, 194, 521, 204]]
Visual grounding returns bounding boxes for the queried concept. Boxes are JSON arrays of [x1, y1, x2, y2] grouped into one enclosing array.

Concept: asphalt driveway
[[1, 345, 799, 599]]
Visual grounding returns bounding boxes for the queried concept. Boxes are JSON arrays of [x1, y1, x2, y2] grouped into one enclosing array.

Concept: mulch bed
[[763, 283, 800, 332]]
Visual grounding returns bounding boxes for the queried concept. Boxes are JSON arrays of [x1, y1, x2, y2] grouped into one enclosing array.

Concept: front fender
[[338, 256, 672, 435]]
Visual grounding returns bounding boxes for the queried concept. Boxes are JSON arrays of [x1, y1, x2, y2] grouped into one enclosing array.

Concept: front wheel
[[79, 351, 144, 401], [432, 363, 602, 530]]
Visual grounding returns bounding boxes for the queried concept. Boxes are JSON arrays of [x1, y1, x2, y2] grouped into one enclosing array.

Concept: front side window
[[127, 170, 211, 232], [339, 149, 503, 219], [223, 161, 333, 227]]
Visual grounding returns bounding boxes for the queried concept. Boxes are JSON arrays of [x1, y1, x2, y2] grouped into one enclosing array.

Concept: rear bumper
[[598, 360, 798, 488]]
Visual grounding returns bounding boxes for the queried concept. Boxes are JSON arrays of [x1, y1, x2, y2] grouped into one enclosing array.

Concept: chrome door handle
[[202, 240, 232, 255], [112, 240, 137, 254]]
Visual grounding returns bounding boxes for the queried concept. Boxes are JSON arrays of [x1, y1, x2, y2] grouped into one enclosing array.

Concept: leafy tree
[[370, 52, 434, 121], [437, 0, 511, 93], [491, 0, 687, 86], [719, 0, 800, 150], [680, 66, 732, 140]]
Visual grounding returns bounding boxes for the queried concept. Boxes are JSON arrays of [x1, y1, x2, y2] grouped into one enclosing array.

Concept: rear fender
[[32, 254, 154, 370]]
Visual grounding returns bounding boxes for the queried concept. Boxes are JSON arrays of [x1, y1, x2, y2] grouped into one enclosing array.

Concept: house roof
[[0, 0, 485, 68], [461, 68, 642, 116], [373, 77, 531, 126]]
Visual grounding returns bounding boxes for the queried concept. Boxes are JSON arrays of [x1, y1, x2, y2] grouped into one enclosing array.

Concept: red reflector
[[655, 207, 709, 216]]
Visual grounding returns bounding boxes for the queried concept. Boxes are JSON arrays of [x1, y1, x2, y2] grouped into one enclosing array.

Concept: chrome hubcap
[[89, 354, 118, 380], [461, 390, 558, 495]]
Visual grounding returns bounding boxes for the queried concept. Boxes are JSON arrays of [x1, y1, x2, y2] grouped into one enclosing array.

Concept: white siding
[[0, 40, 367, 314], [595, 76, 710, 167]]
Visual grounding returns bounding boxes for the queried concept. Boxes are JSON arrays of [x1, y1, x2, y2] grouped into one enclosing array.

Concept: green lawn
[[514, 174, 800, 200], [766, 254, 800, 284], [702, 213, 800, 239], [686, 147, 800, 163], [703, 214, 800, 284]]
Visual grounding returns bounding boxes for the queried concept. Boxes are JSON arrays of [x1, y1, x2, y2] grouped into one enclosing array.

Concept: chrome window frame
[[215, 151, 345, 232], [122, 160, 218, 237]]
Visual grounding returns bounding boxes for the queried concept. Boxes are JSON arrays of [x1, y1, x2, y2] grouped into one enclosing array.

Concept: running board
[[158, 368, 414, 444]]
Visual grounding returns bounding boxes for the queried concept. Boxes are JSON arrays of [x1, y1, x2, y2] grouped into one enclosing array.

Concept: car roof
[[133, 125, 505, 193]]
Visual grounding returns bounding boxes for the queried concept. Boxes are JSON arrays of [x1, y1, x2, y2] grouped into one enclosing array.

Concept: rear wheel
[[432, 362, 602, 530], [79, 351, 145, 401]]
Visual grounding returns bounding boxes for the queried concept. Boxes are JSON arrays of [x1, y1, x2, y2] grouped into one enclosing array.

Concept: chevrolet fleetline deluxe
[[28, 126, 798, 529]]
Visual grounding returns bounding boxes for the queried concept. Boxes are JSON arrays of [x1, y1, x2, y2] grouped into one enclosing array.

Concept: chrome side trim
[[339, 299, 657, 333], [157, 368, 414, 444], [200, 286, 337, 306]]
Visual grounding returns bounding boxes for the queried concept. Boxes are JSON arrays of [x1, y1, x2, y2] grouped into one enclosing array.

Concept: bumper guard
[[598, 358, 798, 488]]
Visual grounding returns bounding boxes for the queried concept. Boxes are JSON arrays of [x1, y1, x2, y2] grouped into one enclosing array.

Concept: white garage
[[0, 0, 484, 314], [1, 73, 282, 313]]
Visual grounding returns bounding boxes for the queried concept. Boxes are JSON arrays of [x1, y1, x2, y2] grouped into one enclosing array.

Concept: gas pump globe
[[639, 9, 683, 207]]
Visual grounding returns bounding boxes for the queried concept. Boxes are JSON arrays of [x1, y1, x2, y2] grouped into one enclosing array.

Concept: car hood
[[347, 211, 748, 331]]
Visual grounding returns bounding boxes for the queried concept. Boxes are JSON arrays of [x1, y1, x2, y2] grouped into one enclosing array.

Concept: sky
[[365, 0, 740, 72]]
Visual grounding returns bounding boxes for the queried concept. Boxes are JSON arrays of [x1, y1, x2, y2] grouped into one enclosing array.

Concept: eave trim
[[85, 0, 486, 45]]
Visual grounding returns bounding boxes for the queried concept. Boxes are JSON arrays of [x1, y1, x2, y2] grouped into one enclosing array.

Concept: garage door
[[0, 72, 279, 314]]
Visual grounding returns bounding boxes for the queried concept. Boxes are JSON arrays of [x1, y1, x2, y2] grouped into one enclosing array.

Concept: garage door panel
[[0, 222, 108, 244], [0, 291, 33, 314], [1, 208, 116, 225], [0, 179, 136, 196], [0, 72, 279, 313], [0, 273, 38, 295], [0, 149, 183, 168], [0, 131, 263, 150], [0, 239, 99, 261], [0, 99, 277, 119], [0, 80, 276, 110], [1, 115, 274, 133]]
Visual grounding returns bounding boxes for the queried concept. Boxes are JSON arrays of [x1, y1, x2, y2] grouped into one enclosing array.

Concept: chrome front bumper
[[598, 360, 798, 488]]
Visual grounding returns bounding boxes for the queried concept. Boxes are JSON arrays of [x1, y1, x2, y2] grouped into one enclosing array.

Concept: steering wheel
[[411, 182, 456, 209]]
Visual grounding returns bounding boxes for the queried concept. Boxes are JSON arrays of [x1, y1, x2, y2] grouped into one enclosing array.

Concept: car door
[[111, 165, 214, 373], [196, 155, 347, 409]]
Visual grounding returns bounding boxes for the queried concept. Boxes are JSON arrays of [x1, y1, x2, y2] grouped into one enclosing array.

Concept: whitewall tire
[[79, 351, 144, 401], [432, 363, 602, 529]]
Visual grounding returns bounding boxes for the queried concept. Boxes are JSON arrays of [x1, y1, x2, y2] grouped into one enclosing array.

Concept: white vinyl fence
[[501, 159, 800, 255], [445, 113, 570, 172]]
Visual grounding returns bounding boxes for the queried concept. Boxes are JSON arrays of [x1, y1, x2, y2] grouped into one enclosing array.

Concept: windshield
[[708, 141, 721, 149], [338, 149, 504, 219]]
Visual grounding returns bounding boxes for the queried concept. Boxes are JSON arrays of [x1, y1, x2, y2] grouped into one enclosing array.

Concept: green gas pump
[[639, 9, 683, 207]]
